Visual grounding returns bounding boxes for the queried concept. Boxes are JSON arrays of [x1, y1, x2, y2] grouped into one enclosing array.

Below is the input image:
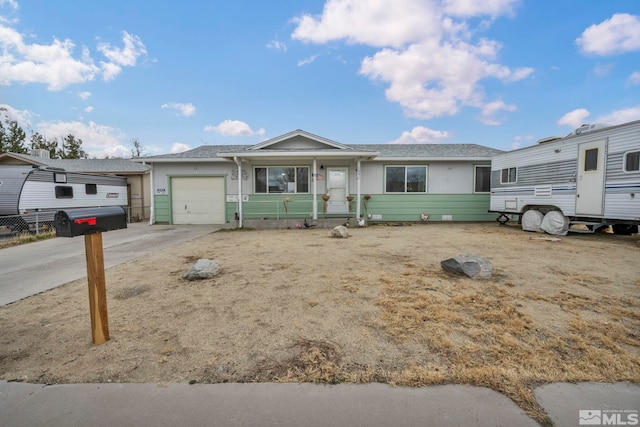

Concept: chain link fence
[[0, 206, 151, 239], [0, 212, 56, 238]]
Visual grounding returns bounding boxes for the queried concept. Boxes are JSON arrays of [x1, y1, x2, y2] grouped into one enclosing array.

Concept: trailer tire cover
[[521, 210, 544, 232], [540, 211, 569, 236]]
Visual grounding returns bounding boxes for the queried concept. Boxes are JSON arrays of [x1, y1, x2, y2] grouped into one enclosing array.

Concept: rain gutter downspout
[[234, 156, 243, 228]]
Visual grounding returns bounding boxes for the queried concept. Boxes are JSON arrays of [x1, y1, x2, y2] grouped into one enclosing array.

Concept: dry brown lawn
[[1, 222, 639, 425]]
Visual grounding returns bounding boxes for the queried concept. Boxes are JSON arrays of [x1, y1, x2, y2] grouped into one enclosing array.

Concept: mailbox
[[54, 206, 127, 237]]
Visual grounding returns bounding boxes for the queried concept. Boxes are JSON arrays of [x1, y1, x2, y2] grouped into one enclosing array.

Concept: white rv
[[0, 165, 128, 233], [490, 120, 640, 234]]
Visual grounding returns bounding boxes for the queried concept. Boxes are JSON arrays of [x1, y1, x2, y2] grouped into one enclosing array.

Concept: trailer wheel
[[521, 210, 544, 232]]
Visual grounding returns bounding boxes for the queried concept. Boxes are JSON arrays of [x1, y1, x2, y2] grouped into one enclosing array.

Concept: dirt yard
[[1, 222, 639, 424]]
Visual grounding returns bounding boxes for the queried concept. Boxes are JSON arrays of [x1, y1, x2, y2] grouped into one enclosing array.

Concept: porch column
[[312, 159, 318, 220], [234, 156, 243, 228], [146, 163, 155, 225], [356, 158, 362, 220]]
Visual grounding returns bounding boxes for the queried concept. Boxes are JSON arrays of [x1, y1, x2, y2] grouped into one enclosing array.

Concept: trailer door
[[575, 139, 606, 216]]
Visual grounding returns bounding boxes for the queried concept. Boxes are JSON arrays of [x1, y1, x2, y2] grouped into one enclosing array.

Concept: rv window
[[500, 167, 517, 184], [624, 151, 640, 172], [474, 166, 491, 193], [584, 148, 598, 171], [55, 186, 73, 199], [86, 183, 98, 194], [54, 173, 67, 183]]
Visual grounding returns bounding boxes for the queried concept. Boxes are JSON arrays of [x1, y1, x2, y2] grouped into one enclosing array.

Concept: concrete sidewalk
[[1, 381, 638, 426]]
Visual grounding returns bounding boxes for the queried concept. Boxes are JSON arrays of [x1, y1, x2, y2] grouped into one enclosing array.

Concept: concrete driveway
[[0, 223, 217, 306]]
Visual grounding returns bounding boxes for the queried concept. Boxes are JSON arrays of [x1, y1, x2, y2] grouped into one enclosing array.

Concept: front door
[[575, 139, 606, 216], [326, 168, 348, 214]]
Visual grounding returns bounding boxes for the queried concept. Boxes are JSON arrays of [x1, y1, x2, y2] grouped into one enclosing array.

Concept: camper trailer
[[0, 166, 128, 233], [490, 120, 640, 234]]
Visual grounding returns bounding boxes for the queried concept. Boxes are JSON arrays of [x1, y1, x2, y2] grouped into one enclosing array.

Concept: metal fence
[[0, 206, 151, 239], [0, 212, 56, 238]]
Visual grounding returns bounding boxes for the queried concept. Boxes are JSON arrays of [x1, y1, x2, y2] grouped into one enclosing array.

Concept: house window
[[584, 148, 598, 172], [624, 150, 640, 172], [385, 166, 427, 193], [85, 183, 97, 194], [55, 186, 73, 199], [254, 167, 309, 193], [474, 166, 491, 193], [501, 167, 517, 184]]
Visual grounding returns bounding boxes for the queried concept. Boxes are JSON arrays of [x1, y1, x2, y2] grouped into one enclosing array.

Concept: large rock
[[330, 225, 349, 238], [183, 259, 221, 280], [441, 254, 493, 279]]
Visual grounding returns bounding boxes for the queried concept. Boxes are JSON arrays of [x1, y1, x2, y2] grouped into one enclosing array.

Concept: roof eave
[[372, 156, 494, 162]]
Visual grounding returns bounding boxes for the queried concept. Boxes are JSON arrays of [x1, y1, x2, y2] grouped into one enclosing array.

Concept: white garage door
[[171, 177, 225, 224]]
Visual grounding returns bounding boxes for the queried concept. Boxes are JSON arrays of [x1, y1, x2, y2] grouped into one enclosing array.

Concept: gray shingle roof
[[138, 143, 503, 160], [1, 153, 150, 173]]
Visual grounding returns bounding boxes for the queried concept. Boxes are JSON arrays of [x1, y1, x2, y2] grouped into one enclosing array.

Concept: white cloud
[[595, 105, 640, 125], [592, 63, 614, 77], [97, 31, 146, 67], [577, 13, 640, 56], [266, 38, 287, 52], [36, 120, 129, 158], [204, 119, 265, 136], [84, 106, 94, 113], [443, 0, 520, 18], [388, 126, 450, 144], [0, 0, 18, 10], [479, 100, 516, 125], [161, 102, 196, 117], [557, 108, 590, 128], [297, 54, 319, 66], [0, 103, 33, 126], [78, 91, 91, 100], [292, 0, 532, 122], [511, 134, 533, 150], [0, 17, 146, 90], [171, 143, 191, 153], [627, 71, 640, 86]]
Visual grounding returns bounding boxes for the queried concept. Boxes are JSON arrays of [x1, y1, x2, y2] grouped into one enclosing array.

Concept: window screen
[[55, 186, 73, 198], [584, 148, 598, 172], [625, 151, 640, 172]]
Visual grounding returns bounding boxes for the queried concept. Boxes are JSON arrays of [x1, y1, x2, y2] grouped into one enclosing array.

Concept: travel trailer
[[490, 120, 640, 234], [0, 165, 128, 233]]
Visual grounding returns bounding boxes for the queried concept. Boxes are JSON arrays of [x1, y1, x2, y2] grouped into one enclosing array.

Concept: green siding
[[154, 195, 171, 223], [225, 193, 494, 221], [361, 194, 493, 221]]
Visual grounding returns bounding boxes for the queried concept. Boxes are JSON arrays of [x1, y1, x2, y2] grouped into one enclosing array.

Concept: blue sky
[[1, 0, 639, 158]]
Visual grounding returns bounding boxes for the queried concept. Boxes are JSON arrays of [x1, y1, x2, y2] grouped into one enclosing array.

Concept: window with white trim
[[500, 167, 517, 184], [385, 166, 427, 193], [474, 165, 491, 193], [254, 166, 309, 193], [624, 150, 640, 172]]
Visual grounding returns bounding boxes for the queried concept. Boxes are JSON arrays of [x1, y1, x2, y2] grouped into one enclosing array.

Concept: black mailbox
[[54, 206, 127, 237]]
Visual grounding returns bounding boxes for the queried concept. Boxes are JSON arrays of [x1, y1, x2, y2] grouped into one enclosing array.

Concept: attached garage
[[171, 176, 225, 224]]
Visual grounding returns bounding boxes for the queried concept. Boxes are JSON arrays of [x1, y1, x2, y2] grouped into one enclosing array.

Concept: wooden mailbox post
[[54, 206, 127, 345]]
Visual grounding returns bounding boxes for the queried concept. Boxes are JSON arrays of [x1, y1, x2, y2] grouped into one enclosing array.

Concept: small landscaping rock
[[441, 254, 493, 279], [183, 259, 221, 280], [330, 225, 349, 238]]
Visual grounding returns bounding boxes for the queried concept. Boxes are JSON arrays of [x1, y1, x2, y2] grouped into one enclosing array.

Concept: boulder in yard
[[330, 225, 349, 238], [440, 254, 492, 279], [183, 258, 221, 280]]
